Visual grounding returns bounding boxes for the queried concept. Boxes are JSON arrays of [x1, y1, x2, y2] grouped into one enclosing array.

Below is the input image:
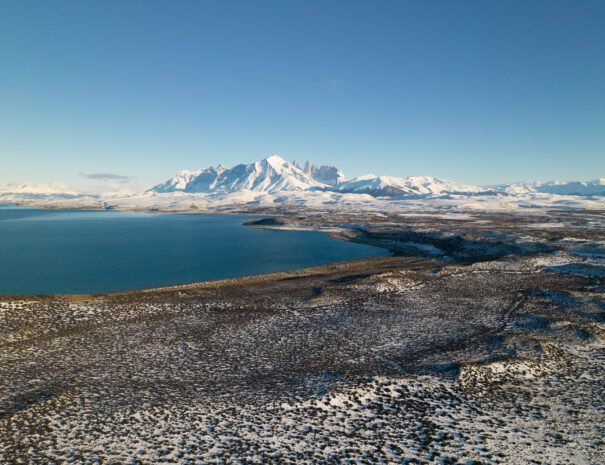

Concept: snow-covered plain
[[1, 242, 603, 464]]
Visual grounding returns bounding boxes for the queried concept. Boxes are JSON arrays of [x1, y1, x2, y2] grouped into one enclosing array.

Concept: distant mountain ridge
[[492, 178, 605, 196], [332, 174, 487, 197], [0, 182, 82, 197]]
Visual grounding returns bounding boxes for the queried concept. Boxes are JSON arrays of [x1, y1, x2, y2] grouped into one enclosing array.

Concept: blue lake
[[0, 206, 388, 295]]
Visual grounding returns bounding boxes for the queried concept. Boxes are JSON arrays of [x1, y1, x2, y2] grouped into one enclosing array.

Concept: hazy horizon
[[2, 152, 605, 196]]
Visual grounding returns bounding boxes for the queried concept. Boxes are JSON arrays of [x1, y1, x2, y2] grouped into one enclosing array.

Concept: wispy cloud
[[79, 172, 135, 183], [322, 76, 344, 89]]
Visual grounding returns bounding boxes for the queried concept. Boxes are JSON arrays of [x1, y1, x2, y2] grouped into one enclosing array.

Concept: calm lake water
[[0, 206, 387, 295]]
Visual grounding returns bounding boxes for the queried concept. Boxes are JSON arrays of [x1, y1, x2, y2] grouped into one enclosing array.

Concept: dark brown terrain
[[1, 210, 603, 464]]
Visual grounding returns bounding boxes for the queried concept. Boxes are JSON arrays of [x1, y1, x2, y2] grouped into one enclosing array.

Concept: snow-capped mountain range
[[149, 155, 491, 198], [1, 155, 603, 212], [149, 155, 605, 198]]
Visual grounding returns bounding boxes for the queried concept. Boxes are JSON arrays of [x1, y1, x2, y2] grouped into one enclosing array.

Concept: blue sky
[[1, 0, 603, 190]]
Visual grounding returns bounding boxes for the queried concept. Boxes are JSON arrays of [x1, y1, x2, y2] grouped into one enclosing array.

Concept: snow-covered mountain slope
[[152, 166, 227, 193], [150, 155, 334, 194], [495, 179, 605, 196], [332, 175, 487, 198]]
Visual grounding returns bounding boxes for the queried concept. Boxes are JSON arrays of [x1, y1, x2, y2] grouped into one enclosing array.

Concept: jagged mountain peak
[[302, 160, 348, 186], [262, 154, 288, 168]]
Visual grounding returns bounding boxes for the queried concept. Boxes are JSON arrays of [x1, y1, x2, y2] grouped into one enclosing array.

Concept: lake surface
[[0, 206, 388, 294]]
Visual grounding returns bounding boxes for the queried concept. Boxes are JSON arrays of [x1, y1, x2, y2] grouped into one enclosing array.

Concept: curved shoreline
[[0, 207, 395, 297], [2, 206, 604, 297]]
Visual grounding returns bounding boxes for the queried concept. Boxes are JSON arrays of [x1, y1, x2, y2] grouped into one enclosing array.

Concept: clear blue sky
[[1, 0, 603, 190]]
